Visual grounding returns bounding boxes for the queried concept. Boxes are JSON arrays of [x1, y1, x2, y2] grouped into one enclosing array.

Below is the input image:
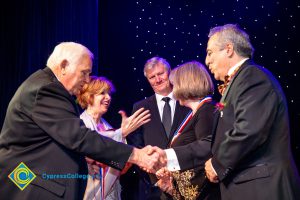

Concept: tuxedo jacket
[[211, 60, 300, 200], [0, 67, 132, 200]]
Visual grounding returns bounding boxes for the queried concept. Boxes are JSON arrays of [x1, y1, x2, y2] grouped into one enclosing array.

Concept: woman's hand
[[86, 157, 106, 177], [119, 108, 151, 137], [156, 167, 171, 179], [156, 177, 174, 195]]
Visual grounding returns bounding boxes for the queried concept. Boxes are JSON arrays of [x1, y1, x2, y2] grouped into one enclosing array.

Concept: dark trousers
[[120, 166, 172, 200]]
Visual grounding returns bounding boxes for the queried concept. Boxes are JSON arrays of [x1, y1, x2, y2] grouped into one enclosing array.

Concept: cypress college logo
[[8, 162, 36, 190]]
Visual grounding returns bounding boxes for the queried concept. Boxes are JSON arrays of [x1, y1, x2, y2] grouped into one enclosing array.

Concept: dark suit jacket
[[171, 114, 216, 171], [211, 60, 300, 200], [0, 67, 132, 200], [125, 94, 190, 199], [127, 94, 190, 150], [171, 102, 220, 200]]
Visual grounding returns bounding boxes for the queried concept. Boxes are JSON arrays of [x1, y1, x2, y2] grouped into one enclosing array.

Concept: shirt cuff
[[115, 128, 125, 142], [165, 148, 181, 171]]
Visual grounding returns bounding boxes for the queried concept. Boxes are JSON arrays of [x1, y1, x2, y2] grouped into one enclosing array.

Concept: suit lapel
[[213, 60, 251, 146], [168, 102, 186, 142], [211, 111, 220, 147], [220, 60, 249, 103]]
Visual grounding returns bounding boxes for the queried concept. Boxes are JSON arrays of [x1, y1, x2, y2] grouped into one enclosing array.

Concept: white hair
[[47, 42, 94, 71]]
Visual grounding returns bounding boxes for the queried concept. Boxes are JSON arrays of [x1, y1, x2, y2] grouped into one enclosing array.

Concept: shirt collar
[[155, 92, 175, 102], [228, 58, 248, 76]]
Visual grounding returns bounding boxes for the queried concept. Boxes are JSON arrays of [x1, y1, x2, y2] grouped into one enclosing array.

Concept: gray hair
[[47, 42, 94, 71], [143, 57, 171, 77], [208, 24, 254, 58]]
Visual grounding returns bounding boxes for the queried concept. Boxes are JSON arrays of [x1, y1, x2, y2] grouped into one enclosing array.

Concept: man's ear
[[60, 59, 69, 75], [226, 43, 234, 57]]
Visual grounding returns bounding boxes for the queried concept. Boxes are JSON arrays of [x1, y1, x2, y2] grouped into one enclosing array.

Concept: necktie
[[162, 97, 172, 138]]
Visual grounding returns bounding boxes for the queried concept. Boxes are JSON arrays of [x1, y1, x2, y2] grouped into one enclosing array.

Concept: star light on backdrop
[[100, 0, 300, 160], [127, 1, 299, 101]]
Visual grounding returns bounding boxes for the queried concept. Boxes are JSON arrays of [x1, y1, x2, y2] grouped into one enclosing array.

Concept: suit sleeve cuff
[[210, 160, 218, 176]]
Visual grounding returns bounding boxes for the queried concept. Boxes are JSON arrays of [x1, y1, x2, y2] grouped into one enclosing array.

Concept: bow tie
[[218, 75, 230, 96], [218, 66, 241, 95]]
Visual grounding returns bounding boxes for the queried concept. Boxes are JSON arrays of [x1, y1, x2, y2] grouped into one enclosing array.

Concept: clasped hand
[[128, 145, 167, 174], [155, 167, 174, 195]]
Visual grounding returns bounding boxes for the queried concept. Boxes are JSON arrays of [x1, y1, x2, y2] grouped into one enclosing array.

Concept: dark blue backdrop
[[99, 0, 300, 170], [0, 0, 99, 125]]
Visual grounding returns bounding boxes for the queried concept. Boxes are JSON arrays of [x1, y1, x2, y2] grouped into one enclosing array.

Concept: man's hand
[[128, 146, 166, 173], [145, 145, 167, 167], [119, 108, 151, 137], [205, 158, 219, 183]]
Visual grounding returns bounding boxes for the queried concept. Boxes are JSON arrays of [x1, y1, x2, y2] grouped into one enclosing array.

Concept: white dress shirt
[[155, 92, 176, 124]]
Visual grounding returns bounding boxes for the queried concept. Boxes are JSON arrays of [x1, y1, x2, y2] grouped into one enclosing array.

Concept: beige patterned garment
[[172, 169, 199, 200]]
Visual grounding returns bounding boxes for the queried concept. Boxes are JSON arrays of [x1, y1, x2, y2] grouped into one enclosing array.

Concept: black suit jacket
[[0, 67, 132, 200], [171, 101, 215, 167], [211, 60, 300, 200], [127, 95, 190, 195], [127, 94, 190, 149]]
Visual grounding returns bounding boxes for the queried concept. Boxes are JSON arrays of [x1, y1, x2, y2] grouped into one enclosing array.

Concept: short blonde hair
[[170, 61, 214, 101], [77, 76, 115, 109], [144, 57, 171, 77]]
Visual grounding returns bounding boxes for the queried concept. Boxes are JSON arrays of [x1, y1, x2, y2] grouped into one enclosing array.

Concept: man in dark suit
[[125, 57, 190, 199], [0, 42, 164, 200], [203, 24, 300, 199]]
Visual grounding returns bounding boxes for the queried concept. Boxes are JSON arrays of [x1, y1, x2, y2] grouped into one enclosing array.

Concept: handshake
[[128, 145, 167, 173], [120, 108, 168, 173]]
